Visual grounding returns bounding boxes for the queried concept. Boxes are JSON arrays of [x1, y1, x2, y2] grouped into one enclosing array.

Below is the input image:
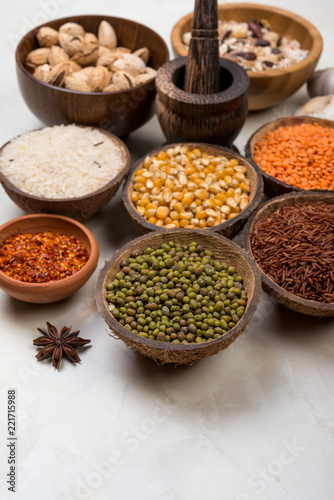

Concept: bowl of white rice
[[0, 124, 130, 221]]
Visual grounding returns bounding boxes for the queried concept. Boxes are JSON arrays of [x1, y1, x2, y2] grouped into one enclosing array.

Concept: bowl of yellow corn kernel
[[123, 143, 263, 238]]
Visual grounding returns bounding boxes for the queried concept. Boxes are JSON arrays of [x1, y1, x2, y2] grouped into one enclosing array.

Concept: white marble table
[[0, 1, 333, 499]]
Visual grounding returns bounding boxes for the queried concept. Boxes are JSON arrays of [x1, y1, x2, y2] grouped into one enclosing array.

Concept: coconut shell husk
[[96, 229, 262, 366]]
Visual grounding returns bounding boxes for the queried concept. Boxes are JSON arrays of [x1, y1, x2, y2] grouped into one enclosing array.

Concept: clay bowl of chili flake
[[0, 214, 99, 303], [245, 116, 334, 198]]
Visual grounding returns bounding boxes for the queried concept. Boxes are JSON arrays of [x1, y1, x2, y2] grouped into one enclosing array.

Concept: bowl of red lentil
[[243, 192, 334, 317], [0, 214, 99, 303], [122, 143, 263, 239], [245, 116, 334, 197]]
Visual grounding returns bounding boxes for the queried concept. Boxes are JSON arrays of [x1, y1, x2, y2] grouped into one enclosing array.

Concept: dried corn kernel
[[131, 146, 251, 229]]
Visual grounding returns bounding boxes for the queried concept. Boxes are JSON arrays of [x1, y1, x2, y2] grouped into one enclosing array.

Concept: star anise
[[33, 322, 91, 369]]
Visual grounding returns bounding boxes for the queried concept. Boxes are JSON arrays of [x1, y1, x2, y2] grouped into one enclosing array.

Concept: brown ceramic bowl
[[122, 143, 263, 239], [16, 15, 169, 137], [0, 214, 99, 303], [0, 126, 130, 221], [171, 3, 323, 111], [243, 192, 334, 317], [96, 229, 262, 365], [245, 116, 334, 197]]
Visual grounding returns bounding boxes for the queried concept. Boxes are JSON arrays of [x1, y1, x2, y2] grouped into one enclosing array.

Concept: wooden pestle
[[183, 0, 220, 94]]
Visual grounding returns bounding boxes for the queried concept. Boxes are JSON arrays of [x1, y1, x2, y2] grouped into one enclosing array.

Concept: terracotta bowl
[[245, 116, 334, 198], [243, 192, 334, 317], [0, 126, 130, 221], [122, 142, 263, 239], [0, 214, 99, 303], [171, 3, 323, 111], [96, 229, 262, 365], [15, 15, 169, 137]]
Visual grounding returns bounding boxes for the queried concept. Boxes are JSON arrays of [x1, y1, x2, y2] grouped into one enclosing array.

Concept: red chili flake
[[0, 232, 89, 283]]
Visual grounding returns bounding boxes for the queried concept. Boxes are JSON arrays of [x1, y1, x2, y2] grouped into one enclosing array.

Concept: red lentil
[[253, 123, 334, 190], [0, 232, 89, 283]]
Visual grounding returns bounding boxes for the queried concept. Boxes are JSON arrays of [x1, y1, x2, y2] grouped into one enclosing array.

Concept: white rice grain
[[0, 124, 124, 199]]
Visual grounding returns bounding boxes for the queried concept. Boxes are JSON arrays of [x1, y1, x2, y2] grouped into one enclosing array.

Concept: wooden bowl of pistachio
[[15, 15, 169, 137]]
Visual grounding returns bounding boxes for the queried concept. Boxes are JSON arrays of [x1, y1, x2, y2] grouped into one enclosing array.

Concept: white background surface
[[0, 1, 334, 499]]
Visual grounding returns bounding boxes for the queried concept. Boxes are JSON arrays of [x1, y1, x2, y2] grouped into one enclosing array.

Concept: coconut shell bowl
[[245, 116, 334, 198], [243, 192, 334, 317], [15, 15, 169, 137], [0, 214, 99, 304], [122, 143, 263, 240], [96, 229, 262, 365], [0, 126, 130, 221], [171, 3, 323, 111]]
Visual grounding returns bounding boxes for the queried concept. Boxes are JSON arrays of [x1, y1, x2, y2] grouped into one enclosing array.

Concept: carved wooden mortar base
[[155, 57, 249, 148]]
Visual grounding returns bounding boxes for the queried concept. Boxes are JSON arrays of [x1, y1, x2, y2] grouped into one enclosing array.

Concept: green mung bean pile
[[106, 241, 248, 344]]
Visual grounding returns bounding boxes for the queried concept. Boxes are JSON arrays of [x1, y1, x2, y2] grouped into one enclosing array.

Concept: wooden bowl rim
[[15, 14, 169, 95], [96, 228, 262, 352], [245, 115, 334, 194], [0, 125, 131, 204], [242, 191, 334, 314], [122, 142, 264, 235], [156, 57, 250, 104], [0, 213, 99, 290], [171, 2, 323, 78]]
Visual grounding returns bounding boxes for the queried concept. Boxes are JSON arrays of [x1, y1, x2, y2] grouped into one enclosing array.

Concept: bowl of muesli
[[171, 3, 323, 110]]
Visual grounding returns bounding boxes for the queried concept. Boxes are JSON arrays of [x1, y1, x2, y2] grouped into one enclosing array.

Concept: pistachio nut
[[132, 47, 150, 64], [112, 71, 135, 89], [59, 33, 84, 56], [84, 32, 98, 45], [25, 48, 51, 68], [98, 20, 117, 49], [88, 66, 111, 92], [111, 53, 146, 76], [134, 73, 154, 85], [98, 46, 113, 57], [145, 67, 157, 77], [49, 62, 72, 87], [33, 63, 52, 83], [71, 43, 99, 66], [103, 83, 119, 92], [48, 45, 69, 66], [36, 27, 58, 47], [65, 74, 92, 92], [59, 22, 85, 37], [96, 53, 118, 67]]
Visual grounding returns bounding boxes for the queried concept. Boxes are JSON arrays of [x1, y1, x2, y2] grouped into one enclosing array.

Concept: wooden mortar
[[155, 0, 249, 147]]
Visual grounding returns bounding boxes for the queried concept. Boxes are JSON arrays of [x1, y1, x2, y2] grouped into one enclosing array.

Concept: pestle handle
[[183, 0, 220, 95]]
